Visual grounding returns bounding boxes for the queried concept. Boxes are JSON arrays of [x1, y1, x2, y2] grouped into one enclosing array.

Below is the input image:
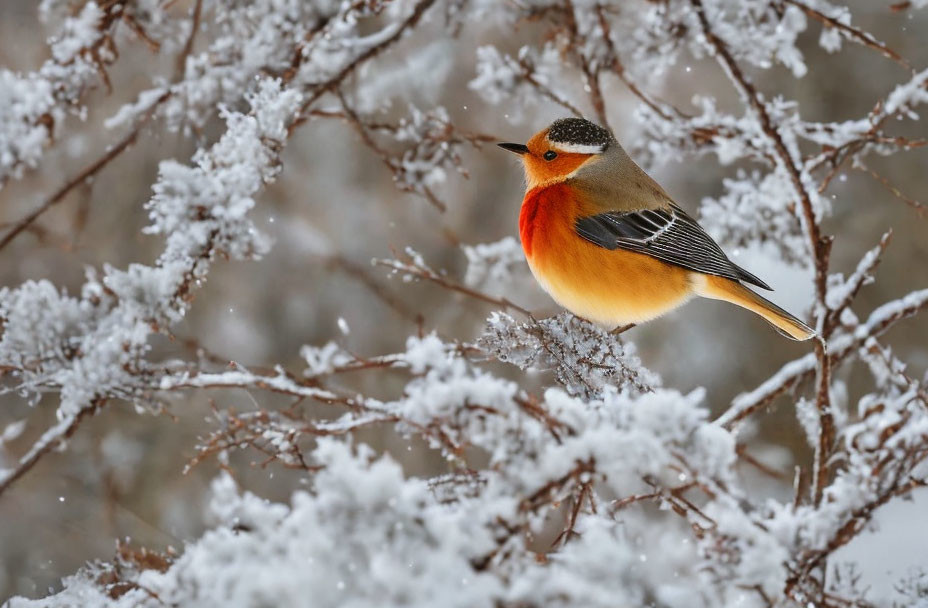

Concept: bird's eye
[[543, 150, 558, 161]]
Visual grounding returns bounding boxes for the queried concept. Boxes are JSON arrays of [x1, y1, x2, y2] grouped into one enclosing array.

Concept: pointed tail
[[695, 275, 815, 341]]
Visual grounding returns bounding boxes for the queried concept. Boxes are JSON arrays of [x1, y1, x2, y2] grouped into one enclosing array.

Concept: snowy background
[[0, 0, 927, 606]]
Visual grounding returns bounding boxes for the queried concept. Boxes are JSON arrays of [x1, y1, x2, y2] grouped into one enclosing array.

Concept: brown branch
[[783, 0, 912, 71], [748, 584, 775, 608], [0, 400, 104, 498], [327, 255, 423, 326], [786, 475, 927, 598], [520, 459, 595, 514], [594, 5, 685, 122], [173, 0, 204, 79], [856, 164, 927, 218], [0, 0, 149, 190], [608, 480, 712, 535], [334, 90, 447, 211], [163, 369, 358, 406], [0, 92, 169, 253], [719, 287, 928, 428], [823, 230, 893, 336], [516, 57, 586, 119], [562, 0, 609, 128], [120, 13, 161, 53], [187, 406, 398, 473], [0, 2, 445, 497], [691, 0, 836, 506], [169, 333, 235, 368], [862, 341, 928, 406], [513, 393, 573, 441], [736, 444, 787, 479], [811, 337, 834, 506], [551, 480, 592, 548], [610, 489, 661, 511], [374, 255, 532, 317], [808, 134, 926, 181], [292, 0, 439, 128], [806, 78, 928, 193], [691, 0, 830, 308]]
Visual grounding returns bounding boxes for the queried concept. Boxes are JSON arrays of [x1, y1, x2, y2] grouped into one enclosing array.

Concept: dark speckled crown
[[546, 118, 613, 151]]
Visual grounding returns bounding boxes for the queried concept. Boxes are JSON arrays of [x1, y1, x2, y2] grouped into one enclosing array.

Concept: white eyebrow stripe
[[548, 142, 606, 154]]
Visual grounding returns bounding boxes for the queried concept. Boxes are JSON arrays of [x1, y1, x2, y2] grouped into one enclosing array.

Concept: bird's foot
[[610, 323, 636, 336]]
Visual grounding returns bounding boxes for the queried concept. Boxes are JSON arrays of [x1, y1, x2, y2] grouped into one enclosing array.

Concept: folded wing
[[574, 204, 772, 290]]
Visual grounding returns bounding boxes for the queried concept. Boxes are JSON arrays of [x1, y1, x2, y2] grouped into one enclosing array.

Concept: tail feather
[[731, 262, 772, 291], [696, 275, 815, 341]]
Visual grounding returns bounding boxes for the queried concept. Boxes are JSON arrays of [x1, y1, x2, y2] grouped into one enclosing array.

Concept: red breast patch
[[519, 183, 571, 258]]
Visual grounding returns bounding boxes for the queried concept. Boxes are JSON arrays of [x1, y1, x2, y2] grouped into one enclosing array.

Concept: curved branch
[[0, 401, 102, 497]]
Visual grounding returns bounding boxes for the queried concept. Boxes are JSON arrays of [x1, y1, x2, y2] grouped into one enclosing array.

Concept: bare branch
[[0, 93, 168, 253]]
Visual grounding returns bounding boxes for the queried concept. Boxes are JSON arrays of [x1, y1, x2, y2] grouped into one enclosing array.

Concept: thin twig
[[719, 287, 928, 428], [823, 230, 893, 336], [857, 164, 927, 218], [0, 401, 103, 497], [0, 92, 168, 253], [517, 57, 586, 119], [736, 444, 787, 479], [594, 5, 686, 122], [334, 90, 447, 211], [563, 0, 609, 128], [173, 0, 204, 79], [292, 0, 439, 128], [327, 254, 423, 325], [374, 256, 532, 316], [690, 0, 830, 308], [783, 0, 912, 71]]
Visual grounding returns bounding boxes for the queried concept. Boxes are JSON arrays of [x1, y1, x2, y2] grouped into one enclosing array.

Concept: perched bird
[[498, 117, 814, 341]]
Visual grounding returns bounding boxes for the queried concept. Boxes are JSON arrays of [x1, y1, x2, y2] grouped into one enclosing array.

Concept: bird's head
[[498, 117, 615, 190]]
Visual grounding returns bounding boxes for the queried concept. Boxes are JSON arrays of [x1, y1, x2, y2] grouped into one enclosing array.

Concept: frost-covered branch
[[4, 1, 928, 606], [328, 96, 495, 211], [721, 287, 928, 428], [376, 248, 532, 316], [0, 92, 167, 253], [0, 1, 172, 186], [0, 77, 301, 497]]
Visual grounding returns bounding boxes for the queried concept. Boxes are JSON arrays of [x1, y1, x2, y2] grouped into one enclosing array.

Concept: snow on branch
[[720, 286, 928, 429], [0, 2, 111, 184], [0, 0, 179, 187], [480, 312, 657, 399], [0, 77, 301, 495], [3, 1, 928, 606], [322, 100, 495, 211], [11, 334, 749, 606], [462, 236, 526, 292]]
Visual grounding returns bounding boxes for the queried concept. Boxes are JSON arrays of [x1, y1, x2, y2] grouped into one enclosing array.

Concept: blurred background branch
[[0, 0, 926, 605]]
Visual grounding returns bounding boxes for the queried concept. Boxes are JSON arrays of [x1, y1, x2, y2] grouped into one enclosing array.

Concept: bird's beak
[[497, 142, 529, 155]]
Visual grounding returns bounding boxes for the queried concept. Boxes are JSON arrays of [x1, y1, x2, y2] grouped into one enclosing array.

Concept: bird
[[498, 117, 814, 341]]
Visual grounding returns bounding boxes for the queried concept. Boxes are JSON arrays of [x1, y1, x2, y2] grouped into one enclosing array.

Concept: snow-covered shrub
[[2, 1, 927, 606]]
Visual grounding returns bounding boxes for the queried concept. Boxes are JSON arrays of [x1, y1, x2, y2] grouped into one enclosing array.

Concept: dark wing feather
[[574, 204, 772, 290]]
